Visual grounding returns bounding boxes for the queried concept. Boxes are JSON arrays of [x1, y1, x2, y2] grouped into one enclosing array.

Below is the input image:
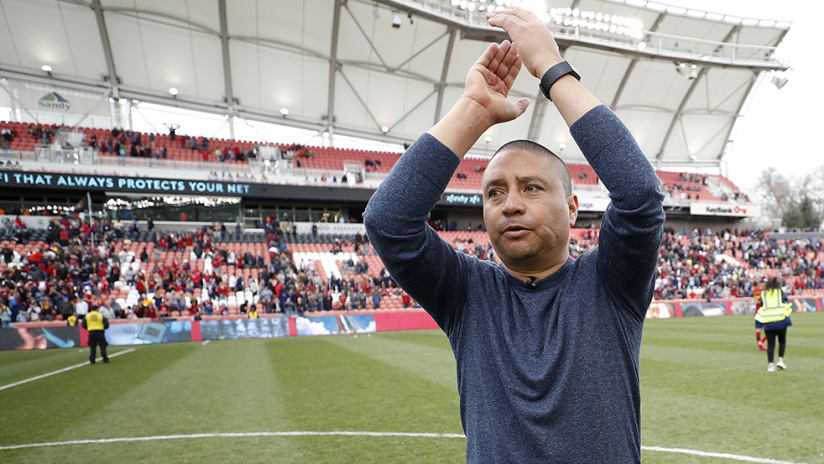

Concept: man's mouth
[[502, 225, 530, 237]]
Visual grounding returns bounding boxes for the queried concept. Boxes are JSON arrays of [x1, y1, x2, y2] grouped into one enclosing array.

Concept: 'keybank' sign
[[0, 171, 251, 196], [690, 201, 759, 217]]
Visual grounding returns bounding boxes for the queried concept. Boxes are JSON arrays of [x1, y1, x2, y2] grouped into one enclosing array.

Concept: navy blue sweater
[[363, 105, 665, 463]]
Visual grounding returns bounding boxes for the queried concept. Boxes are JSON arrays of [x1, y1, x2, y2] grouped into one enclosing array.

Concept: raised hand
[[486, 8, 563, 79], [463, 40, 530, 126]]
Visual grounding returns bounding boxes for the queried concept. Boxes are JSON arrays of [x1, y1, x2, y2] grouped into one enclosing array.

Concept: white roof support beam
[[388, 87, 438, 132], [90, 0, 119, 98], [344, 2, 390, 70], [100, 6, 219, 35], [611, 13, 664, 109], [434, 27, 456, 124], [327, 0, 343, 139], [218, 0, 234, 108], [394, 30, 451, 71], [526, 91, 548, 141], [338, 68, 383, 131], [656, 25, 740, 160]]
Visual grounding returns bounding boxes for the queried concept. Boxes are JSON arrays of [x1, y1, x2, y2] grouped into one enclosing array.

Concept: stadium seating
[[0, 121, 748, 202]]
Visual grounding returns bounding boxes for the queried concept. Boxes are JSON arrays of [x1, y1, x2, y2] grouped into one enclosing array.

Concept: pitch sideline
[[0, 348, 136, 392], [0, 431, 806, 463]]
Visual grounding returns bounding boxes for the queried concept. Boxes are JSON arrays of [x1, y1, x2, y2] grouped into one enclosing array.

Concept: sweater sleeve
[[570, 105, 665, 321], [363, 134, 470, 335]]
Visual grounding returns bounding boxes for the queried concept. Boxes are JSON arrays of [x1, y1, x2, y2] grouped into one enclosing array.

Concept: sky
[[663, 0, 824, 196]]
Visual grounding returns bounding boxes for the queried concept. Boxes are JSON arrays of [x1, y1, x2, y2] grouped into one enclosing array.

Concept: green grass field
[[1, 313, 822, 463]]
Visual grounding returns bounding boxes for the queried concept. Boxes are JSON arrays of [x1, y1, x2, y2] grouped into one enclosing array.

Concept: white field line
[[0, 348, 136, 392], [640, 446, 807, 464], [0, 431, 808, 462]]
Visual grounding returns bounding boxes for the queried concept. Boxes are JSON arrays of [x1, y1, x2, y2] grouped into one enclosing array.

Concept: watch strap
[[539, 61, 581, 101]]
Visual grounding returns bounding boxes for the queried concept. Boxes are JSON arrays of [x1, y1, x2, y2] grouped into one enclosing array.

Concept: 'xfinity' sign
[[441, 193, 482, 206]]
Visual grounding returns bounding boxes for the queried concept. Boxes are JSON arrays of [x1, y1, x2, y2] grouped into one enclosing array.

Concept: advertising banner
[[679, 302, 726, 317], [105, 321, 192, 346], [294, 222, 367, 236], [0, 326, 79, 350], [373, 311, 439, 332], [0, 171, 252, 197], [791, 298, 818, 313], [647, 302, 676, 319], [576, 196, 611, 212], [730, 299, 757, 315], [339, 315, 376, 334], [689, 201, 760, 217], [200, 317, 289, 341], [13, 81, 110, 117], [439, 193, 482, 206], [295, 316, 340, 336]]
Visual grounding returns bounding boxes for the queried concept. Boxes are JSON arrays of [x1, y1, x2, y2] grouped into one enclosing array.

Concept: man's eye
[[526, 184, 542, 192], [487, 189, 500, 198]]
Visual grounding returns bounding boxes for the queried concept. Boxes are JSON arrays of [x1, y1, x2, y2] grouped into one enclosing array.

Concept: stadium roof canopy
[[0, 0, 790, 167]]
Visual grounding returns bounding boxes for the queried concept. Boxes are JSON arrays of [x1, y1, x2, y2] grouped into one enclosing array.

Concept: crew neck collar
[[499, 256, 575, 290]]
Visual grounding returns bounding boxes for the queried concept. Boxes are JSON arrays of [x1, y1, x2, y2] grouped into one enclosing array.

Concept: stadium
[[0, 0, 821, 463]]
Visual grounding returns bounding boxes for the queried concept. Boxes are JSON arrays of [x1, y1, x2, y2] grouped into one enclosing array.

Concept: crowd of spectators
[[1, 207, 823, 327], [0, 211, 419, 327], [654, 227, 824, 300]]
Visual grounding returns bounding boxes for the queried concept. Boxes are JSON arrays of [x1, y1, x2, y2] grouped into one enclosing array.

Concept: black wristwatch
[[539, 61, 581, 101]]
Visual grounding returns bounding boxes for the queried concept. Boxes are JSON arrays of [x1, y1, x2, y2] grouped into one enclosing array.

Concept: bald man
[[364, 8, 664, 463]]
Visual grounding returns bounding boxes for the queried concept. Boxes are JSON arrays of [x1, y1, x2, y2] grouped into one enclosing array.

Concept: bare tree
[[757, 167, 824, 228], [756, 168, 794, 219]]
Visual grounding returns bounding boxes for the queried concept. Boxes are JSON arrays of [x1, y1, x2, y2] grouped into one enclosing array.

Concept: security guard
[[67, 312, 78, 327], [754, 278, 793, 372], [81, 305, 110, 364], [248, 305, 259, 319]]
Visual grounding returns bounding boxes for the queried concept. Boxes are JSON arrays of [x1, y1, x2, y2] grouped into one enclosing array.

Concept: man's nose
[[502, 191, 525, 215]]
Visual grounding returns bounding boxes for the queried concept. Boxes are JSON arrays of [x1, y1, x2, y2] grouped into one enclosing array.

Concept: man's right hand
[[486, 8, 564, 79], [428, 40, 529, 158], [462, 40, 530, 126]]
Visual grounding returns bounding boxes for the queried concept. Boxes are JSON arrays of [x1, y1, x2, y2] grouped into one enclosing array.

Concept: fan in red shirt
[[754, 278, 767, 351]]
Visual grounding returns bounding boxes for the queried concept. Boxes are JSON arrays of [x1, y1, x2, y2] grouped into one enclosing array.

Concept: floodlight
[[280, 107, 289, 116], [41, 64, 52, 72], [168, 87, 179, 96], [771, 75, 788, 90], [380, 126, 389, 133]]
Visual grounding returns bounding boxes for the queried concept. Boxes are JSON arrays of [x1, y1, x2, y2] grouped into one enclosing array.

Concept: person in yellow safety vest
[[67, 313, 77, 327], [248, 306, 259, 319], [754, 277, 793, 372], [81, 305, 110, 364]]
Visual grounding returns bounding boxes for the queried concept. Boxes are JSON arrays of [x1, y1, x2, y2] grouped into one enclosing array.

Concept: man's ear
[[568, 194, 579, 226]]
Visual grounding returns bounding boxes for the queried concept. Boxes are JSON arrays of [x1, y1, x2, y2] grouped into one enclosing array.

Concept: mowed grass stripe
[[264, 335, 465, 462], [0, 347, 98, 386], [2, 339, 302, 464], [0, 343, 197, 462], [323, 331, 457, 390]]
